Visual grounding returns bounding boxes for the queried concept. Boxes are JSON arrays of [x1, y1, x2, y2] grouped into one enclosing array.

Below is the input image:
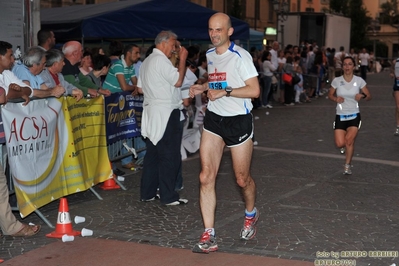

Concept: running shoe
[[395, 127, 399, 136], [343, 164, 352, 175], [240, 209, 260, 240], [340, 148, 345, 154], [192, 230, 218, 253]]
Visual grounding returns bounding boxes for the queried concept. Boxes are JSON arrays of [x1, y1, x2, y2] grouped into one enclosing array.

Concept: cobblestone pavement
[[1, 71, 399, 266]]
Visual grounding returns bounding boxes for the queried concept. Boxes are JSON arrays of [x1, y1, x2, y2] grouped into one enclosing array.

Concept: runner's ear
[[228, 27, 234, 37]]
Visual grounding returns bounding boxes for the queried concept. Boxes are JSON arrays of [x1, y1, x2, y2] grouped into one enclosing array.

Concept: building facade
[[363, 0, 399, 58], [192, 0, 399, 58]]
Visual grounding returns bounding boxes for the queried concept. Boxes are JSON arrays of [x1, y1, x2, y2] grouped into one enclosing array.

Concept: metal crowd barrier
[[106, 137, 146, 191], [107, 138, 146, 167]]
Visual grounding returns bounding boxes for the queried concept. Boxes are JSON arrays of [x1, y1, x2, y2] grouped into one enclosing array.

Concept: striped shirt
[[103, 57, 135, 93]]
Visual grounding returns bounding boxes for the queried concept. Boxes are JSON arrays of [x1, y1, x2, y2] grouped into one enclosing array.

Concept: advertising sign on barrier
[[104, 92, 142, 144], [1, 97, 112, 217]]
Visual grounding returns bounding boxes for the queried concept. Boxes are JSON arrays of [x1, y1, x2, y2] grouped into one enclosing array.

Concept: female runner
[[328, 56, 371, 175]]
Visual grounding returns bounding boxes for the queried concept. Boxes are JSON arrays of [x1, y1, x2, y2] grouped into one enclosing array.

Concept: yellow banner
[[1, 97, 111, 217]]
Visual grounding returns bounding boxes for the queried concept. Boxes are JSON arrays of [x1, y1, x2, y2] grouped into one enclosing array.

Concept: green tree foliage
[[329, 0, 349, 16], [230, 0, 243, 20], [380, 0, 399, 24], [329, 0, 370, 51], [348, 0, 370, 49], [329, 0, 389, 57]]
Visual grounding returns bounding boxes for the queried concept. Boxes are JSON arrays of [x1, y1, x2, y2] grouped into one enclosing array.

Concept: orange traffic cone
[[100, 163, 120, 190], [46, 198, 81, 238]]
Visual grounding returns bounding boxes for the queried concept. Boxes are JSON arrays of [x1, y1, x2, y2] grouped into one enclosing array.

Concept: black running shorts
[[203, 110, 253, 147], [393, 80, 399, 92], [334, 113, 361, 130]]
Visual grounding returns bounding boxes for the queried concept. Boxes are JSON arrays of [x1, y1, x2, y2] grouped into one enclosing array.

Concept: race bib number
[[208, 72, 227, 90], [340, 113, 357, 121]]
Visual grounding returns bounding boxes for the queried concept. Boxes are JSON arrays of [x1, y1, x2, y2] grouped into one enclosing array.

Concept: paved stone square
[[1, 71, 399, 266]]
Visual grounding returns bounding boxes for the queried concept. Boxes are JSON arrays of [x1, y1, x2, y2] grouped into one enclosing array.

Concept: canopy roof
[[41, 0, 250, 41]]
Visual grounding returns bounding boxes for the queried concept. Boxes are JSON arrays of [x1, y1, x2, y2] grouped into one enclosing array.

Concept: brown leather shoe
[[122, 162, 138, 169]]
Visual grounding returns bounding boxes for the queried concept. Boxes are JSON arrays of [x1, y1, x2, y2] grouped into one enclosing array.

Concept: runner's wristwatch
[[225, 86, 232, 97]]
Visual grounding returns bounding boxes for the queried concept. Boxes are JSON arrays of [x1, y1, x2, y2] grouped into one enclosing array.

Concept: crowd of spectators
[[249, 41, 376, 107]]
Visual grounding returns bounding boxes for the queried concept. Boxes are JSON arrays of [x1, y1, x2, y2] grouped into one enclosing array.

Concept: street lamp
[[272, 0, 289, 49]]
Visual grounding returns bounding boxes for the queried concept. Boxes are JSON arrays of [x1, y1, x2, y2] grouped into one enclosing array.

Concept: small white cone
[[81, 228, 93, 237], [62, 234, 74, 242], [74, 216, 86, 224], [117, 176, 125, 181]]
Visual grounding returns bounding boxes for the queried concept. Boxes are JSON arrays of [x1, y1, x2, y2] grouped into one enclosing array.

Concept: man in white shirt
[[306, 45, 315, 73], [137, 31, 189, 206], [358, 48, 370, 81], [270, 41, 279, 70], [334, 46, 347, 77]]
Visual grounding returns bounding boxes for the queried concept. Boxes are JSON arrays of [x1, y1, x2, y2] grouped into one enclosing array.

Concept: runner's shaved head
[[209, 12, 231, 29]]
